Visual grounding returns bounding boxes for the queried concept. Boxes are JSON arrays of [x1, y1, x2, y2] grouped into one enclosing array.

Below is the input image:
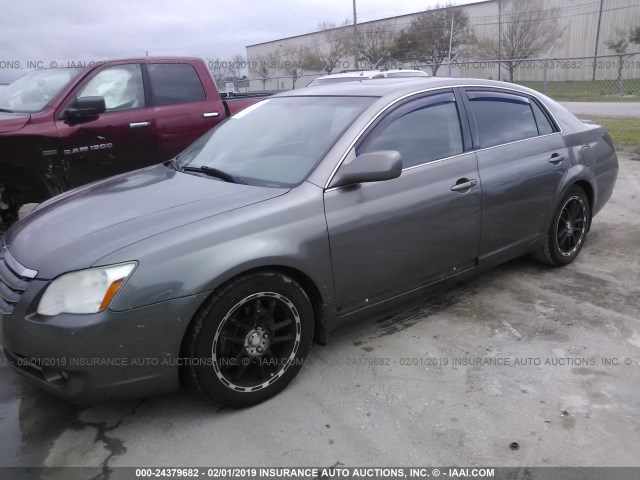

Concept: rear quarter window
[[531, 100, 556, 135]]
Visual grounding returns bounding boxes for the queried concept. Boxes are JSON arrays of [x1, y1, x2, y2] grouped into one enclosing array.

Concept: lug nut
[[256, 346, 263, 353], [263, 333, 269, 339]]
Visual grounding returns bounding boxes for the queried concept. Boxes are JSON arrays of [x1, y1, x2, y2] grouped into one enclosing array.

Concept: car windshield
[[0, 68, 82, 113], [177, 96, 375, 188]]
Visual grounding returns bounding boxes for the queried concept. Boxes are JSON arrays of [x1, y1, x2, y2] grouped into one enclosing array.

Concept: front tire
[[187, 271, 314, 408], [533, 185, 590, 266], [0, 183, 19, 227]]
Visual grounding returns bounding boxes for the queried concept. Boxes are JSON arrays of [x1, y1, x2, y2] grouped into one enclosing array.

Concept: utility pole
[[593, 0, 604, 80], [448, 16, 454, 76], [497, 0, 502, 81], [353, 0, 359, 70]]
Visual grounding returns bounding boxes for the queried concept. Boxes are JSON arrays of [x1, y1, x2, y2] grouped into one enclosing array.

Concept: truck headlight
[[37, 263, 136, 316]]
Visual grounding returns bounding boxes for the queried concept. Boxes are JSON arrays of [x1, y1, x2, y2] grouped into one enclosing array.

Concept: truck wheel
[[18, 203, 39, 219], [187, 271, 314, 408], [533, 185, 590, 267], [0, 184, 18, 228]]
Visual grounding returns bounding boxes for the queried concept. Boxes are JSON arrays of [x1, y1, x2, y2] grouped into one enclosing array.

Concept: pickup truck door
[[324, 91, 481, 316], [144, 62, 226, 160], [55, 63, 158, 188]]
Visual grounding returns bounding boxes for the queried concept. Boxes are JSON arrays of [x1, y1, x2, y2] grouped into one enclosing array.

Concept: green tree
[[392, 3, 471, 76], [356, 24, 398, 69], [606, 28, 637, 95], [314, 20, 352, 73], [249, 52, 277, 91], [476, 0, 559, 82]]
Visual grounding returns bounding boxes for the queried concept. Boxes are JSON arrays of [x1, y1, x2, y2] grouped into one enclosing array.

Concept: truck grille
[[0, 245, 36, 315]]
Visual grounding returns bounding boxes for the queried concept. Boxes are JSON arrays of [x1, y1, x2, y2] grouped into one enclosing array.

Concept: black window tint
[[358, 92, 463, 168], [467, 91, 538, 148], [147, 63, 206, 106], [531, 100, 555, 135]]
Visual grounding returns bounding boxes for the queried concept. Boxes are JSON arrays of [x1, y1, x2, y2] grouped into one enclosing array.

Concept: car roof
[[279, 77, 541, 101], [314, 70, 381, 79], [312, 69, 426, 80]]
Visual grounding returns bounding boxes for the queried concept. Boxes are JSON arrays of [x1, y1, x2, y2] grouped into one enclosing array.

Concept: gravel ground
[[0, 154, 639, 473]]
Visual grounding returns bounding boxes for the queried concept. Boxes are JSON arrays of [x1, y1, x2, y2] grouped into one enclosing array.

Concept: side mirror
[[329, 150, 402, 189], [65, 96, 106, 119]]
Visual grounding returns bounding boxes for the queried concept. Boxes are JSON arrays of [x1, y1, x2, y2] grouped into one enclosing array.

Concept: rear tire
[[186, 271, 314, 408], [533, 185, 590, 266]]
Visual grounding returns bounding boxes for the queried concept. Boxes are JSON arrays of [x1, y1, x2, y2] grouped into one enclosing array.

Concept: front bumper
[[1, 286, 210, 404]]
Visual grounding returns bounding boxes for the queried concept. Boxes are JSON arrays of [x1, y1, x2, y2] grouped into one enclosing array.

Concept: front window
[[78, 64, 145, 111], [358, 92, 463, 168], [177, 96, 375, 188], [0, 68, 81, 113]]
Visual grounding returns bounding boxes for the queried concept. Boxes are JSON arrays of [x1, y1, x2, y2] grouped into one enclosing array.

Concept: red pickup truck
[[0, 57, 267, 225]]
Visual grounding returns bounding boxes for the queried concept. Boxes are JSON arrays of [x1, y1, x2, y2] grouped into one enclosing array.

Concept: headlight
[[37, 263, 136, 316]]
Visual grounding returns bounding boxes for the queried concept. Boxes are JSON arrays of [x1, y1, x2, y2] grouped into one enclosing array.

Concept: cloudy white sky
[[0, 0, 482, 82]]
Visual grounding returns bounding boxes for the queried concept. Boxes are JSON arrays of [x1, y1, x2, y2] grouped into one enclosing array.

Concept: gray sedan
[[0, 78, 618, 407]]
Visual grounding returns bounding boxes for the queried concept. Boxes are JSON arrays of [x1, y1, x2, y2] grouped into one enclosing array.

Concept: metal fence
[[238, 53, 640, 119]]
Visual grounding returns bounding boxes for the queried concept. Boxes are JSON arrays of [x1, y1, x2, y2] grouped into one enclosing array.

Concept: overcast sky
[[0, 0, 482, 82]]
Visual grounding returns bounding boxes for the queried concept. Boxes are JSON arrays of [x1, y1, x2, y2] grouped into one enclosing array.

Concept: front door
[[324, 91, 482, 315], [55, 63, 157, 188]]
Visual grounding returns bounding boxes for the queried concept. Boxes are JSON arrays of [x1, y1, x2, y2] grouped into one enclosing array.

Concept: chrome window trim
[[323, 84, 564, 190], [325, 132, 563, 193], [1, 245, 38, 279]]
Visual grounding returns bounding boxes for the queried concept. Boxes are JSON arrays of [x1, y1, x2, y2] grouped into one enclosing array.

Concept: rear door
[[324, 91, 482, 315], [55, 63, 157, 188], [462, 88, 569, 259], [144, 62, 225, 160]]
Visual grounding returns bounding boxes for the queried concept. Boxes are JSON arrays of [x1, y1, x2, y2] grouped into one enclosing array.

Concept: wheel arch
[[569, 178, 595, 231], [242, 265, 328, 345], [0, 164, 54, 205], [179, 264, 329, 373]]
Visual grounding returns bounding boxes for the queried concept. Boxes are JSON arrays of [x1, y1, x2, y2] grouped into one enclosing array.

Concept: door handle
[[548, 153, 565, 164], [451, 179, 478, 192], [130, 122, 150, 129], [203, 112, 220, 118]]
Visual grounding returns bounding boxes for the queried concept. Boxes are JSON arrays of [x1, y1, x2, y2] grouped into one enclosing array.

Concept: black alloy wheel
[[187, 271, 313, 407]]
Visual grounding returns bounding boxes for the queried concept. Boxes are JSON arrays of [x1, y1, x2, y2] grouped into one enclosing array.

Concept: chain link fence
[[237, 53, 640, 119]]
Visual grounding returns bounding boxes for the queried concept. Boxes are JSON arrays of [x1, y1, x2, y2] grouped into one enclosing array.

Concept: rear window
[[147, 63, 206, 106], [467, 91, 539, 148]]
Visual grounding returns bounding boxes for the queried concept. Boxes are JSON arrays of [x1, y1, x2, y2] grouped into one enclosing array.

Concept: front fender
[[95, 181, 336, 324]]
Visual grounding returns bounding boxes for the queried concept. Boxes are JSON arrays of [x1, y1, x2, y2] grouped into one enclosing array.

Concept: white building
[[245, 0, 640, 90]]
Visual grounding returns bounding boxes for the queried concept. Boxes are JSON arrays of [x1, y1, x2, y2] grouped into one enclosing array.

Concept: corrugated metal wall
[[245, 0, 640, 87]]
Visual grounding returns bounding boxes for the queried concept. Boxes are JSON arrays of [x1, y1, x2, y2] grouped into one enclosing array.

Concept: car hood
[[0, 112, 31, 133], [5, 164, 288, 278]]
